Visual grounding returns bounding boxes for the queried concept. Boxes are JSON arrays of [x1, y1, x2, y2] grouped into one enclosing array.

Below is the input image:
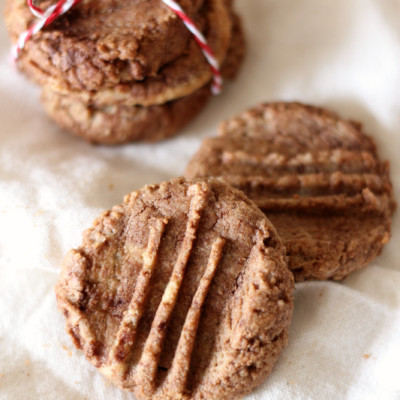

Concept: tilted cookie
[[185, 102, 396, 281], [56, 177, 294, 400], [6, 0, 245, 144]]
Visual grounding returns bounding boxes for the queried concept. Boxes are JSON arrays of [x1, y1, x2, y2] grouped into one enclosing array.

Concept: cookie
[[46, 0, 232, 107], [5, 0, 205, 87], [40, 14, 245, 144], [6, 0, 232, 107], [185, 102, 396, 281], [41, 84, 211, 144], [6, 0, 245, 144], [55, 177, 294, 400]]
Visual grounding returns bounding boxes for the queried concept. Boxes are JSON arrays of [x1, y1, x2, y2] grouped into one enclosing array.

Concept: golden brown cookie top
[[55, 177, 294, 400], [217, 102, 378, 153]]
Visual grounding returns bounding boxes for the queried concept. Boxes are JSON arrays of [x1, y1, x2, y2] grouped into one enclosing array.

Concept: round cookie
[[55, 177, 294, 400], [40, 14, 245, 144], [5, 0, 205, 87], [6, 0, 232, 107], [47, 0, 232, 107], [185, 102, 396, 281]]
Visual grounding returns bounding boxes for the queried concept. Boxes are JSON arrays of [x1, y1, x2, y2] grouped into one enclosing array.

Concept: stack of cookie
[[5, 0, 245, 144]]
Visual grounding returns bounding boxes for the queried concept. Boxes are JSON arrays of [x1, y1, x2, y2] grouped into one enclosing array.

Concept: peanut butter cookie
[[185, 103, 396, 281], [55, 177, 294, 399]]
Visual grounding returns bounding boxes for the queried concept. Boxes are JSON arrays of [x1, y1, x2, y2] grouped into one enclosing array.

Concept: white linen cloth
[[0, 0, 399, 399]]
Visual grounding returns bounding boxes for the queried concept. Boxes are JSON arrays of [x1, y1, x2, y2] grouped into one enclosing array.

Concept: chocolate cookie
[[41, 14, 245, 144], [55, 177, 294, 400], [185, 102, 396, 281]]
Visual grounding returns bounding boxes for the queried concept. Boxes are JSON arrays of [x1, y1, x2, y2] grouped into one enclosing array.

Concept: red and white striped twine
[[12, 0, 83, 60], [13, 0, 223, 94], [160, 0, 223, 94]]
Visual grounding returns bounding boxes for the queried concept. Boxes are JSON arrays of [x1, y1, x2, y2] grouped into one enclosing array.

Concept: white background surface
[[1, 0, 400, 399]]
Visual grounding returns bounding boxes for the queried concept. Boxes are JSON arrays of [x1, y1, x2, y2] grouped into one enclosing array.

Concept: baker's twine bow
[[13, 0, 223, 94]]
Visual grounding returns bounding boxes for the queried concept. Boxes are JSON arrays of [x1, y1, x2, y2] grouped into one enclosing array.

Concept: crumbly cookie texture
[[40, 14, 245, 144], [55, 177, 294, 400], [185, 102, 396, 281]]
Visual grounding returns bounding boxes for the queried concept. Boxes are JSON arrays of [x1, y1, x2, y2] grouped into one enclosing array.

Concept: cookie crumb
[[102, 378, 111, 387], [62, 345, 72, 357]]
